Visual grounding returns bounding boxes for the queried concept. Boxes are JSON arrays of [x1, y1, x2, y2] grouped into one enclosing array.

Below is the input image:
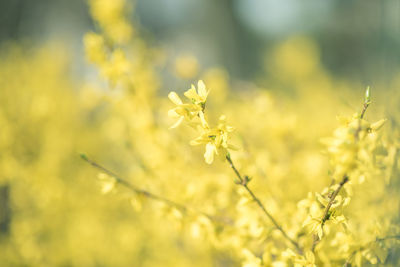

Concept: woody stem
[[226, 154, 303, 254]]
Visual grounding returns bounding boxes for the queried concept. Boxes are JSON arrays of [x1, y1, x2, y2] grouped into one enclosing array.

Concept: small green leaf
[[80, 153, 88, 161]]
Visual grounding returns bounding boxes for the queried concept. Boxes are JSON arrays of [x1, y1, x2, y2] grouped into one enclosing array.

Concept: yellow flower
[[84, 32, 107, 65], [174, 54, 199, 79], [303, 216, 323, 239], [89, 0, 132, 44], [190, 115, 236, 164], [101, 48, 131, 86], [167, 92, 202, 129], [283, 249, 316, 267], [97, 173, 116, 194], [184, 80, 209, 108], [241, 249, 262, 267], [167, 80, 210, 129], [369, 118, 386, 132], [167, 81, 236, 164], [294, 251, 316, 267]]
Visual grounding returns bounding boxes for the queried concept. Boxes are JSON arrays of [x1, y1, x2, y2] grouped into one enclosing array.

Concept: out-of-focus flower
[[101, 49, 131, 86], [174, 54, 199, 79], [84, 32, 107, 65]]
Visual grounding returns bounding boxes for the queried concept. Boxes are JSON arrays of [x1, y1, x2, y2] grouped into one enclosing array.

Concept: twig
[[226, 154, 303, 254], [321, 176, 349, 225], [311, 90, 372, 251], [360, 102, 369, 119], [311, 175, 349, 251], [80, 154, 227, 223]]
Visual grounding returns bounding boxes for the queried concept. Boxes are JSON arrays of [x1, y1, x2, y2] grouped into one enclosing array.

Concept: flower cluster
[[321, 113, 386, 181], [301, 183, 349, 240], [89, 0, 132, 44], [296, 90, 392, 265], [168, 80, 236, 164], [283, 249, 316, 267], [3, 0, 400, 266]]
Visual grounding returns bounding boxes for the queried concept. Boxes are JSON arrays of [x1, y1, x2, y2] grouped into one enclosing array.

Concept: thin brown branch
[[360, 102, 370, 119], [226, 154, 303, 254], [312, 93, 371, 251], [311, 175, 349, 251], [321, 175, 349, 225], [360, 102, 369, 119], [80, 154, 227, 224]]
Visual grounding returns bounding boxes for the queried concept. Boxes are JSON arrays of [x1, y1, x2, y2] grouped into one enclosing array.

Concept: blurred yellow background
[[0, 0, 399, 266]]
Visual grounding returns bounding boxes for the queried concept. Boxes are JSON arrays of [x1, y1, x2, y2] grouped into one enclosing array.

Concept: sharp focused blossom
[[184, 80, 209, 107], [167, 91, 202, 128], [190, 115, 236, 164], [168, 81, 236, 164], [167, 80, 210, 129]]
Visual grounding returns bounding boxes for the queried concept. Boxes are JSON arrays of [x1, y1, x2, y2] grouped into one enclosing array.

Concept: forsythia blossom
[[168, 80, 236, 164], [97, 173, 116, 194], [89, 0, 132, 44], [300, 92, 388, 257], [184, 80, 209, 107], [84, 0, 135, 87], [321, 113, 386, 180], [190, 115, 236, 164], [6, 0, 400, 265], [84, 32, 107, 65], [168, 80, 209, 129], [283, 249, 316, 267]]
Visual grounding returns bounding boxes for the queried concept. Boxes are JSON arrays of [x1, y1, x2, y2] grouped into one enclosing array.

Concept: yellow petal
[[226, 125, 235, 132], [370, 118, 386, 131], [305, 251, 315, 263], [101, 180, 115, 194], [228, 144, 239, 150], [168, 109, 180, 118], [197, 80, 208, 99], [204, 143, 216, 164], [168, 91, 183, 105], [184, 86, 198, 101], [317, 225, 323, 239], [169, 116, 184, 129], [198, 111, 209, 128], [302, 216, 313, 228], [190, 135, 207, 146]]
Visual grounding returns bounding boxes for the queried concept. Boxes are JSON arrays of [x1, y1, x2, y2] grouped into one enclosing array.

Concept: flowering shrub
[[0, 0, 399, 266]]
